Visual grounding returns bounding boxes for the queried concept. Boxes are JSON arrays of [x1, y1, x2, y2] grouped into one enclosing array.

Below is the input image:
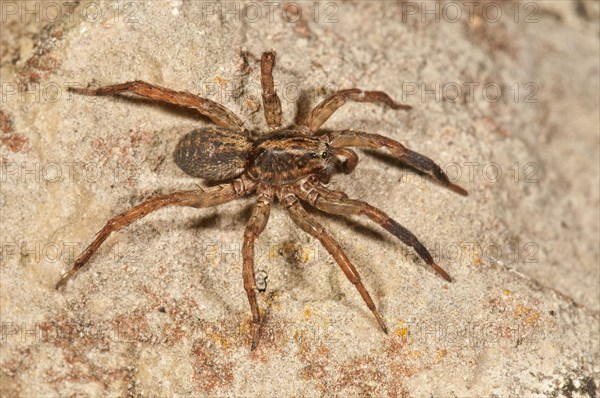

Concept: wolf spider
[[57, 51, 467, 349]]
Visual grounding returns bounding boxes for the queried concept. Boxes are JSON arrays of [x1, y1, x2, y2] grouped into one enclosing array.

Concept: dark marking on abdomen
[[174, 127, 252, 181]]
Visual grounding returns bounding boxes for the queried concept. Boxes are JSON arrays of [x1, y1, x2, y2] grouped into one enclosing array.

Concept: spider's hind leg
[[56, 178, 255, 290], [294, 182, 452, 282], [242, 190, 273, 350]]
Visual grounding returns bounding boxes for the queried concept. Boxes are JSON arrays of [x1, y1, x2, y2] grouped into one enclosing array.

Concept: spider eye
[[310, 153, 320, 159], [321, 151, 328, 158]]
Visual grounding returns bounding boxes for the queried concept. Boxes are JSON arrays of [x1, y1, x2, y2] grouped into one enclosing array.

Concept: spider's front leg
[[56, 178, 256, 290], [281, 191, 388, 333], [260, 52, 283, 129], [332, 148, 359, 174], [304, 89, 411, 132], [242, 189, 273, 350], [69, 80, 245, 131], [294, 182, 452, 282], [327, 130, 468, 196]]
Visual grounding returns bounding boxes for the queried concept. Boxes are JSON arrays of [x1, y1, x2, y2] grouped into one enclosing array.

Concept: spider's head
[[301, 141, 336, 182], [248, 134, 336, 185]]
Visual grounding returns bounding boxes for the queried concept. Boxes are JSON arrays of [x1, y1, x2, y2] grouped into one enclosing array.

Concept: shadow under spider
[[187, 202, 254, 230], [304, 204, 387, 242], [303, 196, 435, 281], [293, 88, 315, 126]]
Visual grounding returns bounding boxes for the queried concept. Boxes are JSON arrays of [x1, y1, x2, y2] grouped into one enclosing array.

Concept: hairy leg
[[332, 147, 359, 174], [327, 130, 468, 196], [304, 89, 411, 132], [56, 178, 256, 290], [242, 189, 273, 350], [281, 192, 388, 333], [69, 80, 244, 130], [260, 52, 283, 129], [294, 182, 452, 282]]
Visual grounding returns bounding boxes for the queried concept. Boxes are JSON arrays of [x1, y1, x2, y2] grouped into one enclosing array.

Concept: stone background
[[1, 1, 598, 396]]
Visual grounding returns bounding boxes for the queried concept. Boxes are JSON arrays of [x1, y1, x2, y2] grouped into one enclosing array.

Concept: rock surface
[[1, 1, 598, 396]]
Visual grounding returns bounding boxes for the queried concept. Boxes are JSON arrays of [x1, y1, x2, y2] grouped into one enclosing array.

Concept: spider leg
[[260, 52, 283, 129], [242, 189, 273, 350], [332, 147, 359, 174], [69, 80, 244, 131], [294, 182, 452, 282], [304, 89, 411, 131], [327, 130, 468, 196], [282, 192, 388, 333], [56, 178, 256, 290]]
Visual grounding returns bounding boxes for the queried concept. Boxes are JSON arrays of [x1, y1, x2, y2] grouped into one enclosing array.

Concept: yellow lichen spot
[[504, 289, 511, 296], [411, 350, 421, 358], [526, 311, 540, 325], [214, 75, 228, 88], [300, 247, 310, 263], [395, 326, 409, 339], [304, 305, 312, 320], [395, 320, 409, 340], [462, 241, 482, 266], [514, 303, 540, 326], [207, 331, 229, 350], [437, 348, 447, 360]]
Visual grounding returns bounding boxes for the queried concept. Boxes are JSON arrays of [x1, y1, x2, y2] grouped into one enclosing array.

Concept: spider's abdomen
[[174, 127, 252, 181]]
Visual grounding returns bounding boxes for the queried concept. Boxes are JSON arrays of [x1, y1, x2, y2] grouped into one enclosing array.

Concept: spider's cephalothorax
[[58, 51, 468, 350], [247, 133, 336, 185]]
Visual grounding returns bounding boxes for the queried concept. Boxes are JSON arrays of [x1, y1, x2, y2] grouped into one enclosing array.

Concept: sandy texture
[[1, 1, 599, 396]]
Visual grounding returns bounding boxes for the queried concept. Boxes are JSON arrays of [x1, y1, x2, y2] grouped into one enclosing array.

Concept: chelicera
[[57, 52, 468, 349]]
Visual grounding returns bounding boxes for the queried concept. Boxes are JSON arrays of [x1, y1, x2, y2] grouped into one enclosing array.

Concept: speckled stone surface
[[1, 1, 598, 396]]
